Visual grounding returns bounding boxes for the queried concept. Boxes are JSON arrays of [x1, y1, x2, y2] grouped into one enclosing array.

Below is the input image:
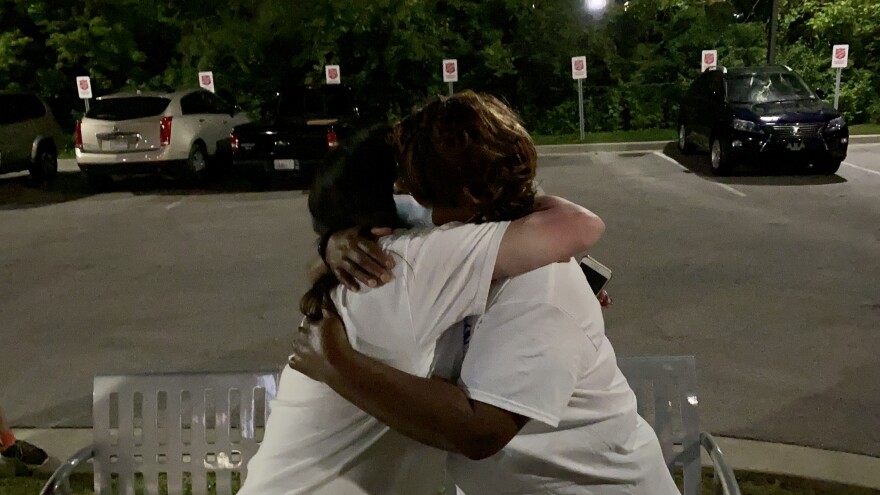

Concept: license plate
[[102, 139, 129, 152], [274, 159, 299, 170]]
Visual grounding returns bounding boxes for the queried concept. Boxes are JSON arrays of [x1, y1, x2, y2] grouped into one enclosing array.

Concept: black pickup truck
[[231, 85, 365, 179]]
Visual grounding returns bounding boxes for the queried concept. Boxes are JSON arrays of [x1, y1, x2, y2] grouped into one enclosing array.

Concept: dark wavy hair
[[300, 124, 403, 321], [393, 91, 537, 223]]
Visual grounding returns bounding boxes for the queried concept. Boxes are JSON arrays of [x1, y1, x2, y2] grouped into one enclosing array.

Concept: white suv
[[75, 89, 250, 186]]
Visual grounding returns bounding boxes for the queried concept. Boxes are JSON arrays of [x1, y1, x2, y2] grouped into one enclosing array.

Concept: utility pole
[[768, 0, 779, 64]]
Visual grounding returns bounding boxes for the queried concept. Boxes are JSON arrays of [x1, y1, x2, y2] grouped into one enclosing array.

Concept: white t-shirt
[[239, 221, 509, 495], [443, 260, 680, 495]]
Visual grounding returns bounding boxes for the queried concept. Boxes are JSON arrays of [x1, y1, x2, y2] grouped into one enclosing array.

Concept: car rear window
[[86, 97, 171, 121]]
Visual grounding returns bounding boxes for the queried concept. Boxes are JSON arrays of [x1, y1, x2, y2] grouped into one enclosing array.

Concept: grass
[[850, 123, 880, 135], [2, 468, 878, 495], [532, 128, 676, 146]]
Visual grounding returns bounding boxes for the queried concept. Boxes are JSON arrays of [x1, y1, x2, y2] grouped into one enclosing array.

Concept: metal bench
[[43, 356, 739, 495], [617, 356, 740, 495], [41, 371, 280, 495]]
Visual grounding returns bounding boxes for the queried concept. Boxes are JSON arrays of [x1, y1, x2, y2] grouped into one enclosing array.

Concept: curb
[[11, 428, 880, 489], [851, 134, 880, 144], [58, 158, 79, 173], [537, 141, 670, 154], [535, 134, 880, 155]]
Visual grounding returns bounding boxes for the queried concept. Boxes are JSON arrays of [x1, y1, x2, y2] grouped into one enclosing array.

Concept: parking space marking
[[711, 182, 748, 197], [652, 151, 689, 171], [165, 199, 184, 211], [843, 162, 880, 178], [652, 151, 747, 197]]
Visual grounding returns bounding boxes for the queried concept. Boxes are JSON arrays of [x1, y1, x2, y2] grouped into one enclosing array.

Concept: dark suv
[[678, 66, 848, 175], [0, 93, 65, 181]]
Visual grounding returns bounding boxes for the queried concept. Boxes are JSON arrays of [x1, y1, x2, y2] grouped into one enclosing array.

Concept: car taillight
[[230, 133, 240, 154], [160, 116, 173, 146], [327, 128, 339, 150], [74, 121, 83, 149]]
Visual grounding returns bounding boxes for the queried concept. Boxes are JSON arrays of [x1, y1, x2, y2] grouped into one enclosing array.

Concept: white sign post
[[442, 59, 458, 96], [571, 56, 587, 141], [199, 71, 216, 93], [76, 76, 93, 112], [701, 50, 718, 72], [325, 65, 341, 85], [831, 44, 849, 110]]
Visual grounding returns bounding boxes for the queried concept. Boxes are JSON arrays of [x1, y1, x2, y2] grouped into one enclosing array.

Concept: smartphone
[[579, 255, 612, 295]]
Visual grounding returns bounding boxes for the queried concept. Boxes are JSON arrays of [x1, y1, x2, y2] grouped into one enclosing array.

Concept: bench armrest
[[39, 445, 96, 495], [700, 432, 741, 495]]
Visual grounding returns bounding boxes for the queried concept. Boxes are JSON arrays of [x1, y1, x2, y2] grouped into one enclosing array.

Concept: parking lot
[[2, 144, 879, 457]]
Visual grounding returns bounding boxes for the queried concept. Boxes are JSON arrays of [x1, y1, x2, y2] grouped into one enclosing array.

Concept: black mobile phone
[[579, 256, 612, 295]]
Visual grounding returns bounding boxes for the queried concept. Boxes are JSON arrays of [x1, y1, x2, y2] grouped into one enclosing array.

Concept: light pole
[[768, 0, 779, 64], [578, 0, 606, 141]]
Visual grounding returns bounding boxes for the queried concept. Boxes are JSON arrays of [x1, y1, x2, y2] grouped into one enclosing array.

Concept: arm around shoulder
[[493, 195, 605, 279]]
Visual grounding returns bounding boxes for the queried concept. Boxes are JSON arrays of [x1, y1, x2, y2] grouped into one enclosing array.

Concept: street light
[[586, 0, 607, 12]]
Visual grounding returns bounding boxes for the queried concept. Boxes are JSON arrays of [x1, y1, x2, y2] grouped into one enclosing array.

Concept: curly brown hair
[[394, 91, 537, 223]]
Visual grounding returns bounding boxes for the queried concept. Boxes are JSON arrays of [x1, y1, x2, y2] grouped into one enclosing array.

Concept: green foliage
[[0, 0, 877, 134], [777, 0, 880, 124]]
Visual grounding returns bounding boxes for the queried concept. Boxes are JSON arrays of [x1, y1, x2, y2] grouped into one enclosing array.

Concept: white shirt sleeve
[[403, 221, 509, 347], [457, 302, 587, 428]]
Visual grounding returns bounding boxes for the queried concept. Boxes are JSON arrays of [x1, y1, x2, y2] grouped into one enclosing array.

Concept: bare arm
[[324, 195, 603, 289], [493, 195, 605, 279], [290, 312, 527, 460]]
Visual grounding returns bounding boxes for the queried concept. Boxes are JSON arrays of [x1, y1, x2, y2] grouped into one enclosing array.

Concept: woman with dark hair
[[239, 96, 606, 495]]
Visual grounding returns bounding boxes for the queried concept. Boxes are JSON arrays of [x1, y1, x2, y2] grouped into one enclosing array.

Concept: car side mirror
[[815, 89, 826, 100]]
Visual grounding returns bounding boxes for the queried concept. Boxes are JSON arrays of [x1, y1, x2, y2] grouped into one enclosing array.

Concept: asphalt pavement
[[1, 145, 878, 457]]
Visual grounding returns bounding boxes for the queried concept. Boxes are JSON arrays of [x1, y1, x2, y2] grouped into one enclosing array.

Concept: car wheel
[[816, 159, 842, 175], [678, 125, 695, 155], [710, 137, 733, 176], [181, 143, 208, 186], [29, 147, 58, 182]]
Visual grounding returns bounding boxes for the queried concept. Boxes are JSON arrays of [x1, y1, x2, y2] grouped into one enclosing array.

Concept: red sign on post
[[325, 65, 341, 85], [571, 56, 587, 80], [831, 44, 849, 68], [701, 50, 718, 72], [442, 59, 459, 83], [198, 71, 215, 93], [76, 76, 92, 99]]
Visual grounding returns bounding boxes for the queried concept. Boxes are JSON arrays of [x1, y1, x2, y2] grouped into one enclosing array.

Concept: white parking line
[[652, 151, 688, 171], [652, 151, 747, 197], [843, 162, 880, 178], [165, 199, 184, 211], [712, 182, 748, 197]]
